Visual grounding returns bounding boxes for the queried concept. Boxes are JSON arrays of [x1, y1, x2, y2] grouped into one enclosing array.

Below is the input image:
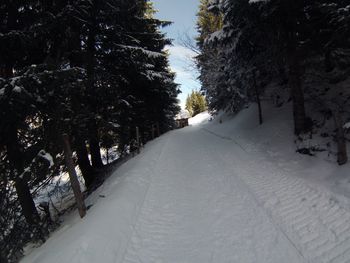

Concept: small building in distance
[[175, 110, 190, 128]]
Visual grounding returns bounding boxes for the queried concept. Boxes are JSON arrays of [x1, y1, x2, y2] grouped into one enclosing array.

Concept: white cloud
[[171, 65, 193, 79], [166, 45, 197, 63], [165, 44, 201, 109], [171, 65, 200, 109]]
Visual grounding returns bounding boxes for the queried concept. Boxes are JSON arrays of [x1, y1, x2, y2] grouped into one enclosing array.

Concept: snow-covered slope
[[205, 103, 350, 204], [188, 111, 210, 125], [22, 102, 350, 263]]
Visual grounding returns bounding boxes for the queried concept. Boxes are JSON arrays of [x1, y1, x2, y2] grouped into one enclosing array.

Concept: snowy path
[[121, 127, 303, 263], [23, 123, 350, 263]]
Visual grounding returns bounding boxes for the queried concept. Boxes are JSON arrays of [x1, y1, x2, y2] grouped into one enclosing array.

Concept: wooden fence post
[[151, 124, 155, 140], [62, 134, 87, 218], [156, 122, 160, 137], [136, 126, 140, 154]]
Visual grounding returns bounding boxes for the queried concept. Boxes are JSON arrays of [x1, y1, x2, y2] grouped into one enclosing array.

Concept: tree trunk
[[89, 123, 103, 168], [75, 137, 95, 187], [0, 254, 7, 263], [67, 31, 96, 186], [14, 177, 39, 225], [151, 125, 155, 140], [325, 49, 334, 73], [334, 111, 348, 165], [1, 50, 39, 224], [7, 125, 39, 225], [86, 1, 96, 95], [288, 50, 306, 135], [253, 71, 263, 125], [156, 122, 160, 137], [85, 1, 103, 169], [1, 65, 13, 78], [285, 0, 307, 135], [136, 127, 140, 154], [62, 135, 86, 218]]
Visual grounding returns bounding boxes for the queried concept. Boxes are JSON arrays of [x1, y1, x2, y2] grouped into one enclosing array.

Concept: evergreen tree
[[196, 0, 226, 111], [197, 0, 350, 163], [0, 0, 180, 260], [185, 90, 207, 117]]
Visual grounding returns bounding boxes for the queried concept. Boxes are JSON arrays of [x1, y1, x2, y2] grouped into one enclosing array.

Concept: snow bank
[[203, 103, 350, 206], [188, 111, 211, 126]]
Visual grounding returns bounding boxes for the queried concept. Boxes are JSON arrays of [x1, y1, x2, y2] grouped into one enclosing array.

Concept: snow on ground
[[188, 111, 211, 126], [33, 146, 119, 218], [22, 102, 350, 263], [205, 103, 350, 205], [33, 171, 86, 217]]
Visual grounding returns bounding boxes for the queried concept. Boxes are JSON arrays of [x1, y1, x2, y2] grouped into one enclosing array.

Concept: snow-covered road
[[23, 117, 350, 263], [121, 127, 303, 263]]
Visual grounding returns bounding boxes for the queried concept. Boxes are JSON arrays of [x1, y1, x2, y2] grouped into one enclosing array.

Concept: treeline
[[0, 0, 179, 261], [196, 0, 350, 164]]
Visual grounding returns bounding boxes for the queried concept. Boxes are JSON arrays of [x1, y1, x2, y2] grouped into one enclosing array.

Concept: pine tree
[[0, 0, 42, 226], [196, 0, 226, 111], [185, 90, 207, 117], [196, 0, 350, 163]]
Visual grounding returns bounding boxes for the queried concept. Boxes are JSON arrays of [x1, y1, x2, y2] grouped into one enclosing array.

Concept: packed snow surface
[[23, 103, 350, 263]]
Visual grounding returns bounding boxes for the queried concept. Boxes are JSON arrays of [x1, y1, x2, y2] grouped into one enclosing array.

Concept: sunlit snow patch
[[188, 111, 211, 126]]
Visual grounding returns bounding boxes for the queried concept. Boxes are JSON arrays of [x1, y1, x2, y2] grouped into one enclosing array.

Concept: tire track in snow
[[121, 131, 202, 263], [122, 127, 304, 263], [199, 129, 307, 262], [202, 127, 350, 263], [119, 135, 172, 263]]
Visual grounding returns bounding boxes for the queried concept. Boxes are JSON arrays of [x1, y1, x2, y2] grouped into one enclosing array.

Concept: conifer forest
[[0, 1, 180, 261], [2, 0, 350, 262]]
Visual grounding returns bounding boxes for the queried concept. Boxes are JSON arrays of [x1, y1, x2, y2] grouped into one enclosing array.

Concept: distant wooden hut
[[176, 118, 189, 128], [175, 110, 190, 129]]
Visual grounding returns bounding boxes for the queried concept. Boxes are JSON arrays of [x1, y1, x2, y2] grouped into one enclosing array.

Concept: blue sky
[[152, 0, 201, 109]]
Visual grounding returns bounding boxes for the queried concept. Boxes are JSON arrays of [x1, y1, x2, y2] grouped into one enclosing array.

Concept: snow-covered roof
[[176, 110, 190, 120]]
